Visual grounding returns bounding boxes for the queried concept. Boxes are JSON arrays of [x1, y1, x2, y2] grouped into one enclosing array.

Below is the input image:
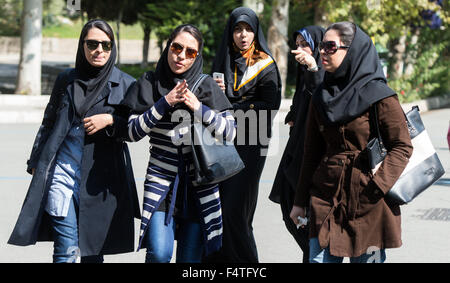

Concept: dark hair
[[80, 19, 115, 43], [169, 24, 204, 53], [326, 21, 356, 46]]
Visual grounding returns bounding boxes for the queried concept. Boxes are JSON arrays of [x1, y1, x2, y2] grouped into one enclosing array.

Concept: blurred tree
[[140, 0, 241, 72], [243, 0, 265, 15], [268, 0, 290, 97], [15, 0, 42, 95]]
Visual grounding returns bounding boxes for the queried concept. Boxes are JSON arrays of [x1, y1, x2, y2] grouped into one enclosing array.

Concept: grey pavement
[[0, 107, 449, 263]]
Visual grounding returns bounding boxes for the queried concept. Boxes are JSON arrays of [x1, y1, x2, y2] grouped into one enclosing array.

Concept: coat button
[[249, 104, 255, 109]]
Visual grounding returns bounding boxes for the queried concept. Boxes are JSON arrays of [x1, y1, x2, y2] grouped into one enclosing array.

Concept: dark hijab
[[74, 19, 117, 118], [313, 24, 396, 125], [293, 25, 324, 67], [211, 7, 281, 98], [122, 24, 231, 113], [292, 26, 325, 96]]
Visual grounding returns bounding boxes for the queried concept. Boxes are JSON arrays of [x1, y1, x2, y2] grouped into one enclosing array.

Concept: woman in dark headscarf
[[121, 24, 235, 263], [269, 25, 325, 263], [8, 19, 140, 263], [208, 7, 281, 263], [290, 22, 413, 263]]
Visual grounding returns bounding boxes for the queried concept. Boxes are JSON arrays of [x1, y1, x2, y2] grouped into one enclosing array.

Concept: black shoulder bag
[[367, 104, 445, 204], [189, 74, 245, 186]]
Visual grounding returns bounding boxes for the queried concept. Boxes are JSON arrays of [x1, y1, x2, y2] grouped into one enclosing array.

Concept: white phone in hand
[[213, 72, 224, 81]]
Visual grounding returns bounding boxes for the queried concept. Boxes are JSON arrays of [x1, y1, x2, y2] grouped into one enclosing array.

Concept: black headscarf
[[313, 25, 396, 125], [122, 28, 231, 114], [211, 7, 281, 99], [74, 20, 117, 118], [292, 26, 325, 97]]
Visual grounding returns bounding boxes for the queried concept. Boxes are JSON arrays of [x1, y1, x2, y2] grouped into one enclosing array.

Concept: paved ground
[[0, 107, 449, 263]]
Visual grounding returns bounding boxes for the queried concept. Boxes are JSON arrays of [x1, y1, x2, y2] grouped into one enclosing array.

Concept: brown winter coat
[[294, 95, 413, 257]]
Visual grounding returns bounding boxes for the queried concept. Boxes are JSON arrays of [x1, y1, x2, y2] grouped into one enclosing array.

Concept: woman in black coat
[[8, 19, 140, 263], [269, 26, 325, 263], [208, 7, 281, 263]]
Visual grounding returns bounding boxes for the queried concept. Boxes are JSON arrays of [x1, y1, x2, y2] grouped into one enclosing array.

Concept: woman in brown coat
[[290, 22, 413, 263]]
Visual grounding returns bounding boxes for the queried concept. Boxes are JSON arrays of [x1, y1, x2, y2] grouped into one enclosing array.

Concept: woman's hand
[[214, 78, 226, 92], [291, 48, 317, 70], [287, 121, 294, 127], [183, 88, 201, 112], [83, 114, 113, 135], [290, 205, 307, 228], [165, 80, 188, 107]]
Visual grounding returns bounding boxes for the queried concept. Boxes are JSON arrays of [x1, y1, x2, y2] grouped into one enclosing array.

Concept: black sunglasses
[[319, 41, 349, 55], [84, 40, 112, 52]]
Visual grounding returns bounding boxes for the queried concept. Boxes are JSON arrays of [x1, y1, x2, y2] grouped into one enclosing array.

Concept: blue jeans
[[144, 211, 204, 263], [49, 196, 103, 263], [309, 238, 386, 263]]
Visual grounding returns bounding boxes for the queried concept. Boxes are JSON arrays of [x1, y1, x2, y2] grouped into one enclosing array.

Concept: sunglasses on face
[[84, 40, 112, 52], [319, 41, 349, 55], [170, 42, 198, 59]]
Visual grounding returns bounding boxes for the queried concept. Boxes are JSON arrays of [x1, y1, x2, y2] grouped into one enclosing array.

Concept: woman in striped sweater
[[122, 24, 235, 263]]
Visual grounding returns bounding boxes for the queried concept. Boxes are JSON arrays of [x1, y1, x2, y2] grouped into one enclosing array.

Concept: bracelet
[[307, 65, 319, 72]]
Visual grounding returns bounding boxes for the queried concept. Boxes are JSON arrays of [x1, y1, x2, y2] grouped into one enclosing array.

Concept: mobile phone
[[213, 72, 224, 81]]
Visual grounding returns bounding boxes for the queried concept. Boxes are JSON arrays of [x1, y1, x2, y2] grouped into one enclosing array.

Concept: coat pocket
[[312, 157, 345, 199]]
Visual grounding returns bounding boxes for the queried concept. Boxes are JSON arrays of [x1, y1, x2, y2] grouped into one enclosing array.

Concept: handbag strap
[[369, 103, 386, 149], [190, 74, 209, 95]]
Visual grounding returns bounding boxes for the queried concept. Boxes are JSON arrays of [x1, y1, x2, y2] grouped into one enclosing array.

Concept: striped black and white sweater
[[127, 96, 236, 255]]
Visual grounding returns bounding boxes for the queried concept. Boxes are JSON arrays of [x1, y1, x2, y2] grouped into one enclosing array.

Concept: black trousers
[[205, 145, 267, 263]]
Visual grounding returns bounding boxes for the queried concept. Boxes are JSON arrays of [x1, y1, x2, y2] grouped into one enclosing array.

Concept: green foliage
[[42, 19, 144, 39], [141, 0, 242, 72], [82, 0, 142, 25], [288, 0, 449, 101], [0, 0, 22, 36], [119, 63, 156, 79], [389, 28, 450, 103]]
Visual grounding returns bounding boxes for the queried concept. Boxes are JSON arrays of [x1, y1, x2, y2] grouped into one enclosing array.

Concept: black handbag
[[189, 74, 245, 186], [367, 104, 445, 204]]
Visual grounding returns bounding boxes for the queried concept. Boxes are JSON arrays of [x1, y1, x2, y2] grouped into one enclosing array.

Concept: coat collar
[[65, 67, 123, 113], [66, 66, 121, 85]]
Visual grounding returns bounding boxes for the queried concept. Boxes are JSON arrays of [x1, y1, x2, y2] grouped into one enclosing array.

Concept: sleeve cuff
[[156, 96, 172, 113]]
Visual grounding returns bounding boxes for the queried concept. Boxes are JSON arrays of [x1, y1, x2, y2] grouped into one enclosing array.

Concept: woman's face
[[295, 34, 313, 55], [167, 31, 199, 75], [233, 22, 255, 51], [83, 27, 112, 67], [320, 29, 349, 73]]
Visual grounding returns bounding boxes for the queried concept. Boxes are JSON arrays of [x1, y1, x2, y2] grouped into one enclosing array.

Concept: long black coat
[[269, 65, 325, 263], [8, 67, 141, 257]]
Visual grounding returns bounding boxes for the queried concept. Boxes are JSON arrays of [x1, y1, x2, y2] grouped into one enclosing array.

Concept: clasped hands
[[165, 80, 200, 112]]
